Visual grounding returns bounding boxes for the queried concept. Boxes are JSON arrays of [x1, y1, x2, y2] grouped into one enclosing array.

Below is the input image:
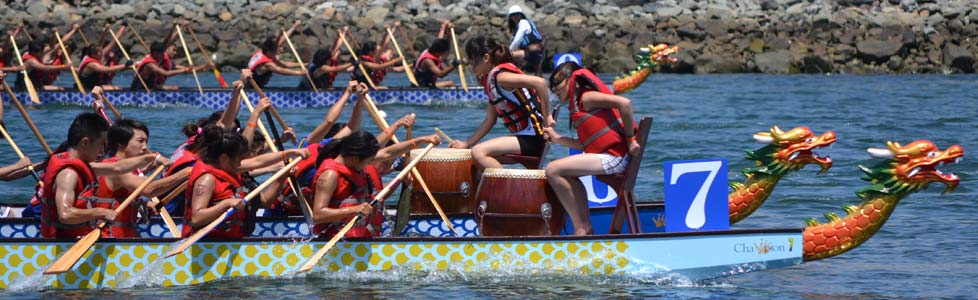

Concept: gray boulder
[[856, 39, 903, 62], [942, 43, 975, 73], [694, 53, 744, 73], [754, 50, 795, 73]]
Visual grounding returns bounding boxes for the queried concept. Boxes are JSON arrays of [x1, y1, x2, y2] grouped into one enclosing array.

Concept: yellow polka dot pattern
[[0, 239, 630, 289]]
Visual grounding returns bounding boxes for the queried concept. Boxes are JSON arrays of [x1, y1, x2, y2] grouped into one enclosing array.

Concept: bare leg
[[511, 49, 526, 66], [545, 153, 605, 235], [436, 80, 455, 88], [471, 135, 521, 169]]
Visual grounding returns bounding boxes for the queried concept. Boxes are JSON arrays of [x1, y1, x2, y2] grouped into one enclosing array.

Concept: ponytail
[[200, 125, 249, 165], [315, 130, 380, 165]]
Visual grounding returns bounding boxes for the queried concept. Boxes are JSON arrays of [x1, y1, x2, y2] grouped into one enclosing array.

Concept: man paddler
[[15, 24, 83, 91], [130, 22, 209, 90], [248, 20, 308, 88], [413, 20, 461, 89]]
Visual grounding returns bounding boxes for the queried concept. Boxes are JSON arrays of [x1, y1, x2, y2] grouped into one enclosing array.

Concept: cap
[[507, 5, 523, 16]]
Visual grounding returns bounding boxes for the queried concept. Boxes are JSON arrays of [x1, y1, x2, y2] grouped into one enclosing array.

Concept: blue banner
[[569, 148, 619, 208], [664, 159, 729, 232], [553, 52, 582, 69]]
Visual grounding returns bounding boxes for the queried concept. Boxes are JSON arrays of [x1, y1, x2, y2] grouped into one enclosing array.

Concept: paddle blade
[[214, 69, 228, 88], [297, 216, 358, 273], [43, 229, 101, 274], [159, 208, 182, 238], [23, 77, 40, 104], [165, 211, 230, 257]]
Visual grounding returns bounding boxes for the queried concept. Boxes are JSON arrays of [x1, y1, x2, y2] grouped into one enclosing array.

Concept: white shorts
[[597, 153, 629, 175]]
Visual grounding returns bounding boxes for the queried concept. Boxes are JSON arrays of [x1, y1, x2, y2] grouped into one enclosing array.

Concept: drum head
[[410, 148, 472, 162]]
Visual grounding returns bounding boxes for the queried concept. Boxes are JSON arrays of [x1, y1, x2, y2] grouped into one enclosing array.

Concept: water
[[1, 72, 977, 299]]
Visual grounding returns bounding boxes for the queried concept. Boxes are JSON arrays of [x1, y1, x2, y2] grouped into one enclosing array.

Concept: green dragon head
[[858, 140, 963, 197], [744, 126, 837, 176]]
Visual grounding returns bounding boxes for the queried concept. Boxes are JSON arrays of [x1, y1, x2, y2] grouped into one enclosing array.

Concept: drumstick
[[434, 128, 453, 144]]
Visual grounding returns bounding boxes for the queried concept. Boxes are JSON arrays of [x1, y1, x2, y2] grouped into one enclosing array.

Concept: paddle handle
[[129, 23, 151, 52], [10, 35, 41, 104], [0, 122, 41, 182], [107, 27, 151, 93], [338, 31, 378, 90], [186, 26, 228, 88], [175, 25, 203, 95], [0, 80, 52, 155], [434, 128, 454, 144], [283, 30, 319, 92], [449, 28, 469, 92], [94, 91, 123, 120], [386, 27, 418, 87], [247, 78, 296, 144], [111, 165, 166, 215], [54, 31, 87, 95]]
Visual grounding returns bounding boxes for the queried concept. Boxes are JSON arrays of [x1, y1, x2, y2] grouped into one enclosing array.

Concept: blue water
[[1, 72, 977, 299]]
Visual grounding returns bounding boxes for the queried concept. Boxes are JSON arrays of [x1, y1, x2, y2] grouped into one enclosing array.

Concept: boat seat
[[595, 116, 653, 234]]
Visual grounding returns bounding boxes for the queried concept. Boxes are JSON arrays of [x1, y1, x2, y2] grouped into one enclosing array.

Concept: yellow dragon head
[[745, 126, 837, 176], [862, 140, 963, 195]]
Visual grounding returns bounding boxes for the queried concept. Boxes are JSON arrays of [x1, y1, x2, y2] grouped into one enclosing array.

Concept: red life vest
[[360, 55, 387, 84], [481, 63, 545, 135], [248, 50, 277, 87], [167, 150, 199, 177], [311, 159, 383, 238], [566, 68, 633, 157], [40, 153, 97, 238], [183, 162, 248, 239], [273, 144, 321, 215], [78, 55, 111, 89], [23, 52, 57, 86], [79, 157, 140, 237], [136, 53, 172, 88], [413, 50, 443, 88]]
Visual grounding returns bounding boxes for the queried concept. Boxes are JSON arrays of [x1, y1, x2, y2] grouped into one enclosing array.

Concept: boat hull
[[0, 229, 802, 290], [3, 88, 487, 109]]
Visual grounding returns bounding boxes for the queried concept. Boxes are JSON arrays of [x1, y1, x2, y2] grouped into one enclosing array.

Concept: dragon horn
[[753, 132, 773, 144], [886, 141, 911, 156], [770, 125, 785, 140], [867, 147, 894, 159]]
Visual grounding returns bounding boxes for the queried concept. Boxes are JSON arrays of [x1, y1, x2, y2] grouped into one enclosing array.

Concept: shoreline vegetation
[[6, 0, 978, 75]]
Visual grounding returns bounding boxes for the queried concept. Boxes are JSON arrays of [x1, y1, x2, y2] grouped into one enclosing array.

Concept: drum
[[475, 168, 565, 236], [408, 148, 476, 214]]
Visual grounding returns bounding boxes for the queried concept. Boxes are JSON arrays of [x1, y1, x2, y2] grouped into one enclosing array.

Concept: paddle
[[54, 31, 87, 95], [148, 177, 188, 238], [43, 165, 167, 274], [297, 143, 435, 273], [174, 25, 203, 94], [185, 26, 228, 88], [128, 22, 151, 52], [0, 123, 41, 183], [0, 80, 52, 155], [107, 26, 151, 93], [16, 21, 33, 42], [92, 89, 123, 121], [360, 93, 456, 235], [166, 158, 303, 258], [538, 104, 561, 169], [449, 27, 469, 92], [282, 29, 319, 92], [338, 31, 378, 90], [247, 78, 297, 145], [385, 27, 418, 87], [434, 128, 454, 144], [9, 36, 40, 104], [241, 88, 316, 226], [398, 26, 420, 59], [76, 25, 91, 46]]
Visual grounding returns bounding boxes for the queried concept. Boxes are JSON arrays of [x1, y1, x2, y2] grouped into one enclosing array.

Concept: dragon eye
[[805, 138, 814, 144], [928, 152, 938, 158]]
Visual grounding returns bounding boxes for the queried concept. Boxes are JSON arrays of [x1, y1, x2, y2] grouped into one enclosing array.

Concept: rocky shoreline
[[5, 0, 978, 74]]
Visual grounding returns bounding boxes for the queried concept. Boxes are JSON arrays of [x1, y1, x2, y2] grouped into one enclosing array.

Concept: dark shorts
[[517, 134, 546, 157], [523, 48, 545, 74]]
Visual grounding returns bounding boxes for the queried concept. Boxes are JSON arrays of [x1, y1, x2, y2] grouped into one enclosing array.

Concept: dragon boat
[[1, 87, 487, 109]]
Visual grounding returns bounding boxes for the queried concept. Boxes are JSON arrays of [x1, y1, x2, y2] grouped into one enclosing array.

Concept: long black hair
[[507, 12, 527, 35], [199, 125, 249, 165], [358, 41, 377, 57], [316, 130, 380, 166], [106, 119, 149, 157], [465, 36, 512, 66]]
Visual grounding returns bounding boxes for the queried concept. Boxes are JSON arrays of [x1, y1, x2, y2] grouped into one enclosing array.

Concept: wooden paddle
[[237, 89, 314, 226], [107, 26, 151, 93], [44, 165, 166, 274], [434, 128, 454, 144], [54, 31, 87, 95], [338, 31, 378, 90], [282, 30, 319, 92], [398, 26, 420, 59], [174, 25, 203, 94], [0, 123, 42, 183], [166, 158, 303, 258], [9, 36, 40, 104], [0, 80, 52, 155], [449, 28, 469, 92], [385, 27, 418, 87], [128, 23, 151, 52], [360, 93, 456, 235], [297, 143, 435, 273], [148, 177, 188, 238], [186, 26, 228, 88], [247, 78, 297, 145], [92, 90, 123, 121], [16, 21, 33, 42], [76, 26, 91, 46]]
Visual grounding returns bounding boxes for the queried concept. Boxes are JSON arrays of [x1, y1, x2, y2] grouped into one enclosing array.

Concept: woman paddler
[[310, 130, 440, 238], [543, 62, 640, 235], [79, 118, 188, 237], [298, 27, 354, 90], [183, 126, 309, 239], [351, 28, 404, 89], [413, 20, 461, 89], [448, 36, 552, 169]]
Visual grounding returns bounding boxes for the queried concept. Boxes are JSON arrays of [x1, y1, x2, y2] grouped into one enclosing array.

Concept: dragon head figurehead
[[860, 140, 963, 196], [745, 125, 837, 176]]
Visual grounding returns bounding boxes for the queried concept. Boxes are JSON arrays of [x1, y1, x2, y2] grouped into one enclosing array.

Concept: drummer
[[310, 130, 439, 238], [449, 36, 551, 170], [542, 62, 639, 236]]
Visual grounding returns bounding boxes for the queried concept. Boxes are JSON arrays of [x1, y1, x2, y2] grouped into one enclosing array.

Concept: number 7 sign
[[664, 159, 729, 232]]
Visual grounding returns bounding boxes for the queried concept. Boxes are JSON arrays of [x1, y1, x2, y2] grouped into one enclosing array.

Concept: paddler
[[249, 21, 307, 88], [298, 27, 354, 90], [543, 62, 639, 236], [449, 36, 552, 169], [130, 41, 208, 90], [412, 20, 461, 89], [39, 113, 171, 238], [351, 25, 404, 89]]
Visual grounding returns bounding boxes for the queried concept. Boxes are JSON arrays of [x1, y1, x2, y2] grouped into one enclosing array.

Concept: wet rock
[[942, 43, 975, 72], [856, 39, 903, 62], [754, 50, 795, 73], [694, 53, 744, 73], [800, 55, 833, 73]]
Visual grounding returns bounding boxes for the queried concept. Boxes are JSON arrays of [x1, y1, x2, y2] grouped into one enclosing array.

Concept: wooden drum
[[475, 168, 565, 236], [409, 148, 476, 214]]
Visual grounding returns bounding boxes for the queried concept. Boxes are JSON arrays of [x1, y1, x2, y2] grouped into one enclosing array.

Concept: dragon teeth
[[908, 167, 920, 177], [955, 157, 963, 164], [789, 152, 800, 160]]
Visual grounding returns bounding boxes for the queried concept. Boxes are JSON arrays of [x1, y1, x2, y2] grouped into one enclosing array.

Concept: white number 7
[[670, 161, 722, 229]]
